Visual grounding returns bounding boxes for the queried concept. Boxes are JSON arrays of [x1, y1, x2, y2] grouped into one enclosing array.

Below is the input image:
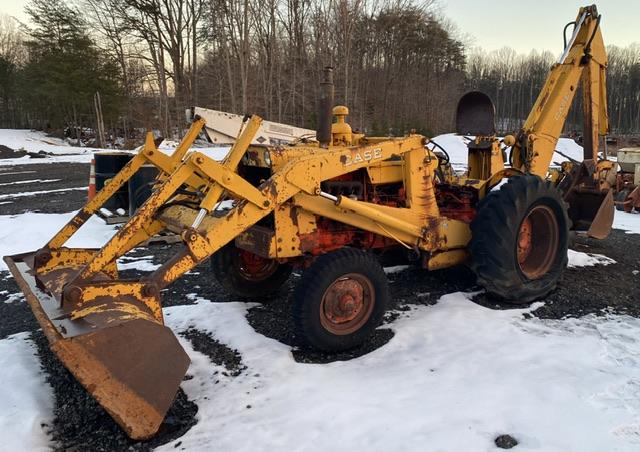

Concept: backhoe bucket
[[565, 188, 614, 239], [559, 159, 615, 239], [3, 251, 190, 440]]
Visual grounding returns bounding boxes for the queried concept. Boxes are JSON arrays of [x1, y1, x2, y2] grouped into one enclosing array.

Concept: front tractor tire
[[470, 175, 570, 304], [211, 243, 292, 299], [293, 248, 389, 351]]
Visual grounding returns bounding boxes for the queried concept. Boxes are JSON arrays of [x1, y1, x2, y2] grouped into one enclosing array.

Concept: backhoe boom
[[511, 5, 607, 175]]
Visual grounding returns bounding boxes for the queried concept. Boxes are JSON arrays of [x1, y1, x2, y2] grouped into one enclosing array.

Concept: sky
[[443, 0, 640, 53], [2, 0, 639, 54]]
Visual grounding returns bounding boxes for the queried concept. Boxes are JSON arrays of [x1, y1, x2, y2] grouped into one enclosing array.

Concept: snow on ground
[[383, 265, 411, 274], [0, 211, 116, 271], [0, 179, 61, 187], [0, 128, 231, 166], [0, 187, 85, 201], [157, 294, 640, 452], [157, 141, 230, 161], [0, 129, 99, 166], [0, 332, 54, 451], [0, 129, 90, 155], [568, 249, 616, 268], [0, 207, 634, 451], [1, 291, 24, 304], [613, 210, 640, 234], [117, 255, 161, 271], [0, 154, 94, 166]]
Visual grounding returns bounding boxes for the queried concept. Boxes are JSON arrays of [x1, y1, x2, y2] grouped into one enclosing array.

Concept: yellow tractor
[[4, 4, 614, 440]]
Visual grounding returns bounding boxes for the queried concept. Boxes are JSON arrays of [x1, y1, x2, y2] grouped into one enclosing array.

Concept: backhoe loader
[[4, 4, 615, 440]]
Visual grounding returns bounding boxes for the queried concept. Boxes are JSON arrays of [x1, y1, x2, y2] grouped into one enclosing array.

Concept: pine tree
[[20, 0, 122, 132]]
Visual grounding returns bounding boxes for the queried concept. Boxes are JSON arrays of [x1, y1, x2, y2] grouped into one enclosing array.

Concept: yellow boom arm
[[511, 4, 608, 176]]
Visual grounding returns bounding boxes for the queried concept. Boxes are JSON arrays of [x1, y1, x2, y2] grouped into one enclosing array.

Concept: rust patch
[[75, 209, 92, 224], [298, 232, 319, 253], [259, 179, 278, 200], [289, 206, 300, 227], [235, 226, 274, 258]]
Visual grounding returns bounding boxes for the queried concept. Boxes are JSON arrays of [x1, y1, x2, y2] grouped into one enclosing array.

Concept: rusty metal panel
[[235, 226, 276, 258]]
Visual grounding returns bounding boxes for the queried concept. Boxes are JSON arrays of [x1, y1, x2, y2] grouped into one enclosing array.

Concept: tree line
[[466, 45, 640, 135], [0, 0, 638, 146]]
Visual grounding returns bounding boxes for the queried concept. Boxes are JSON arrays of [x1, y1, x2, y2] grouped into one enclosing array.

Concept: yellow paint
[[426, 249, 469, 270], [78, 282, 163, 322], [511, 6, 609, 176]]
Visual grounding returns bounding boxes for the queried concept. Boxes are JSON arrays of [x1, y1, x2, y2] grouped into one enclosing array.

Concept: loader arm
[[40, 118, 208, 257], [126, 133, 468, 290]]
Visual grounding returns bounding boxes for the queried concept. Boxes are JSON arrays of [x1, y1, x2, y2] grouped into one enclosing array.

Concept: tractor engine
[[308, 169, 407, 254], [435, 184, 477, 224]]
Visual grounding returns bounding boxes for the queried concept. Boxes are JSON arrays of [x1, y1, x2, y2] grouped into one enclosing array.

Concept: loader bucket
[[3, 251, 190, 440]]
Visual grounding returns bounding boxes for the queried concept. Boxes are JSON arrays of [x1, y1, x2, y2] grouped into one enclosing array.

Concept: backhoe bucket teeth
[[565, 188, 614, 239], [3, 251, 190, 440]]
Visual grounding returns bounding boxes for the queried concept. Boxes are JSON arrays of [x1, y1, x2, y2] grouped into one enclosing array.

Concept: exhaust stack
[[317, 67, 334, 147]]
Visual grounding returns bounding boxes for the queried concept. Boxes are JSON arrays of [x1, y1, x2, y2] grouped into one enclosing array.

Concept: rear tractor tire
[[293, 248, 389, 351], [470, 175, 570, 304], [211, 243, 292, 299]]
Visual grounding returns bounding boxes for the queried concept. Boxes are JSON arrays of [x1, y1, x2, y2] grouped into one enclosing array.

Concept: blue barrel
[[94, 151, 134, 212], [128, 164, 159, 216]]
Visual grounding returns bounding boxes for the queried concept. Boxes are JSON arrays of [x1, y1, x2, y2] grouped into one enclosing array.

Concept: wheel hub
[[324, 280, 363, 322], [340, 294, 356, 315], [517, 217, 533, 264], [517, 205, 559, 280], [235, 249, 279, 281], [320, 274, 375, 335]]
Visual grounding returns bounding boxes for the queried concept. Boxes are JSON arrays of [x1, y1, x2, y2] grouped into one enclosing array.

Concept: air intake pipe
[[317, 67, 334, 147]]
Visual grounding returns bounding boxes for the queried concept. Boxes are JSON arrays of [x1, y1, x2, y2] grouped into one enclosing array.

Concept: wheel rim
[[319, 273, 375, 335], [517, 205, 559, 279], [233, 249, 279, 281]]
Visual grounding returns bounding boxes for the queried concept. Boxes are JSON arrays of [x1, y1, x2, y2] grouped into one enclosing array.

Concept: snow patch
[[0, 179, 61, 187], [117, 256, 161, 272], [157, 142, 230, 162], [0, 154, 93, 166], [0, 187, 85, 201], [158, 294, 640, 452], [0, 211, 116, 271], [383, 265, 410, 274], [0, 129, 89, 155], [613, 210, 640, 234], [568, 249, 616, 268], [2, 292, 24, 304], [0, 332, 54, 451], [0, 170, 37, 176]]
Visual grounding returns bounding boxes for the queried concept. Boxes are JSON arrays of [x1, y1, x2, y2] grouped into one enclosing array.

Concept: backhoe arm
[[511, 4, 608, 176]]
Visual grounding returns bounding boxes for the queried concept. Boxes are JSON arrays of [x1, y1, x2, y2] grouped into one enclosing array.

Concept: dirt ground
[[0, 160, 638, 451]]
